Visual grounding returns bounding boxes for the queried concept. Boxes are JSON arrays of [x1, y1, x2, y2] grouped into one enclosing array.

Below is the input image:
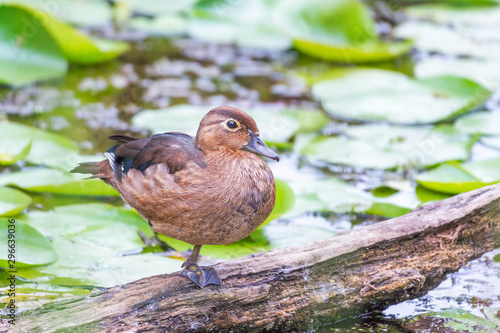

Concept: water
[[1, 35, 499, 331]]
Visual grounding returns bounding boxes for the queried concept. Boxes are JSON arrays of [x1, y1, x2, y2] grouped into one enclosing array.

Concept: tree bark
[[11, 184, 500, 332]]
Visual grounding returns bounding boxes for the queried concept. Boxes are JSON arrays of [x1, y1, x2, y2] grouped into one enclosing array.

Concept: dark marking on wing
[[105, 132, 207, 180]]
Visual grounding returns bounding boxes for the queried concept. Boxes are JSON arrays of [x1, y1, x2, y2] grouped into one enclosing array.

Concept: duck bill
[[244, 130, 280, 161]]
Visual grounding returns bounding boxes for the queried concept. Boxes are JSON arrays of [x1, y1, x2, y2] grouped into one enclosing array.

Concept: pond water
[[1, 2, 500, 332]]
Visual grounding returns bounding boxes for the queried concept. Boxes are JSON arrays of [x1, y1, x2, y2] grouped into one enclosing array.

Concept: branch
[[11, 184, 500, 332]]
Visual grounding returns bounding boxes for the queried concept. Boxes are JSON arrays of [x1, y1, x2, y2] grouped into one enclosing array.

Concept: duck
[[72, 106, 279, 288]]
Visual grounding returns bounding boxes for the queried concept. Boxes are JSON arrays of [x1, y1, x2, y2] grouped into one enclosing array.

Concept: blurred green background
[[1, 0, 500, 331]]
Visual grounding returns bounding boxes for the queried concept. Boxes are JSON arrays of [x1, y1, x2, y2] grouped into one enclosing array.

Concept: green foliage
[[0, 219, 57, 267], [0, 168, 119, 196], [0, 186, 31, 216], [0, 3, 129, 85], [275, 0, 412, 62], [436, 307, 500, 332], [0, 121, 79, 169], [312, 69, 490, 124], [301, 124, 473, 170], [417, 158, 500, 194], [0, 4, 67, 85]]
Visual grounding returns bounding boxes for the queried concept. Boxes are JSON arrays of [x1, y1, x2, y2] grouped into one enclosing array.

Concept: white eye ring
[[223, 119, 241, 132]]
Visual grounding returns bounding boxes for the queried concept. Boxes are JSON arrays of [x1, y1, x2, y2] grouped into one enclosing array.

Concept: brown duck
[[72, 106, 279, 287]]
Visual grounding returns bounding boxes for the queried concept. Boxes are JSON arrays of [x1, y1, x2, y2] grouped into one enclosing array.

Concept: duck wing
[[72, 133, 206, 181]]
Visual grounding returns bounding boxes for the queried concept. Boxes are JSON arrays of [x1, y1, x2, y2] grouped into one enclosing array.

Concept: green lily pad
[[436, 307, 499, 332], [132, 105, 329, 144], [395, 20, 500, 60], [407, 4, 500, 27], [0, 187, 31, 217], [2, 0, 112, 27], [480, 136, 500, 149], [0, 4, 67, 85], [417, 158, 500, 194], [186, 0, 291, 50], [312, 69, 490, 124], [0, 168, 119, 196], [129, 14, 187, 36], [0, 280, 92, 312], [265, 179, 295, 223], [0, 141, 31, 166], [0, 219, 57, 267], [274, 0, 412, 63], [455, 112, 500, 136], [301, 124, 473, 170], [3, 3, 129, 66], [283, 178, 373, 218], [415, 57, 500, 91], [16, 239, 181, 287], [0, 121, 79, 169], [14, 203, 180, 286]]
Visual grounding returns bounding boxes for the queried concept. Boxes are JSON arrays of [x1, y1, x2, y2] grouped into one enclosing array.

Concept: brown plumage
[[72, 106, 279, 287]]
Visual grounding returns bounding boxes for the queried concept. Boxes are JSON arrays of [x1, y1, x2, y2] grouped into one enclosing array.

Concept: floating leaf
[[187, 0, 291, 50], [4, 0, 112, 27], [436, 307, 499, 332], [417, 158, 500, 194], [0, 187, 31, 217], [264, 179, 295, 223], [0, 121, 79, 169], [16, 240, 180, 287], [455, 112, 500, 136], [415, 57, 500, 91], [129, 15, 187, 36], [0, 168, 118, 196], [312, 69, 490, 124], [0, 219, 57, 267], [455, 112, 500, 149], [0, 141, 31, 166], [301, 124, 473, 170], [2, 4, 129, 66], [395, 20, 500, 60], [283, 178, 373, 218], [0, 4, 67, 85], [132, 105, 329, 144], [274, 0, 412, 62]]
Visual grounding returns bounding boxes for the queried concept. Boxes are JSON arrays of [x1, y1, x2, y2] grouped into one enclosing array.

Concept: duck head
[[195, 106, 279, 161]]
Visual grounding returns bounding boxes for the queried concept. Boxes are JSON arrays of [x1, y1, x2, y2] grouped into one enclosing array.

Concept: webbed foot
[[180, 264, 221, 288]]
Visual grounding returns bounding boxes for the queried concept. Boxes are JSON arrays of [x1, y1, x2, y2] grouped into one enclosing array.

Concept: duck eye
[[227, 120, 239, 129]]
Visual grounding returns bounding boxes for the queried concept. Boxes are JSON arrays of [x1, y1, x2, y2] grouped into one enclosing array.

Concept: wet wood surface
[[10, 184, 500, 332]]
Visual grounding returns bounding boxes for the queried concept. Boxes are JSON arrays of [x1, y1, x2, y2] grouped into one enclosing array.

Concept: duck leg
[[180, 245, 221, 288]]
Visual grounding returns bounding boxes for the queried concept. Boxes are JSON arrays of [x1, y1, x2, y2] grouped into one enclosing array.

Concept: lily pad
[[417, 158, 500, 194], [312, 69, 490, 124], [283, 178, 373, 218], [2, 0, 112, 27], [415, 57, 500, 91], [2, 3, 129, 66], [436, 307, 499, 332], [274, 0, 412, 62], [16, 240, 180, 287], [0, 168, 119, 196], [132, 105, 329, 144], [0, 121, 79, 169], [0, 219, 57, 267], [301, 124, 473, 170], [395, 20, 500, 60], [186, 0, 292, 50], [0, 4, 67, 85], [0, 141, 31, 166], [455, 112, 500, 136], [0, 186, 31, 216]]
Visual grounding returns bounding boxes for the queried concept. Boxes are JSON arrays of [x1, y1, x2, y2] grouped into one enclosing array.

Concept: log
[[11, 184, 500, 332]]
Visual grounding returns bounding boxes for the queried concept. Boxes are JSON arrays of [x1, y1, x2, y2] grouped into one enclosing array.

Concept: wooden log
[[11, 184, 500, 332]]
